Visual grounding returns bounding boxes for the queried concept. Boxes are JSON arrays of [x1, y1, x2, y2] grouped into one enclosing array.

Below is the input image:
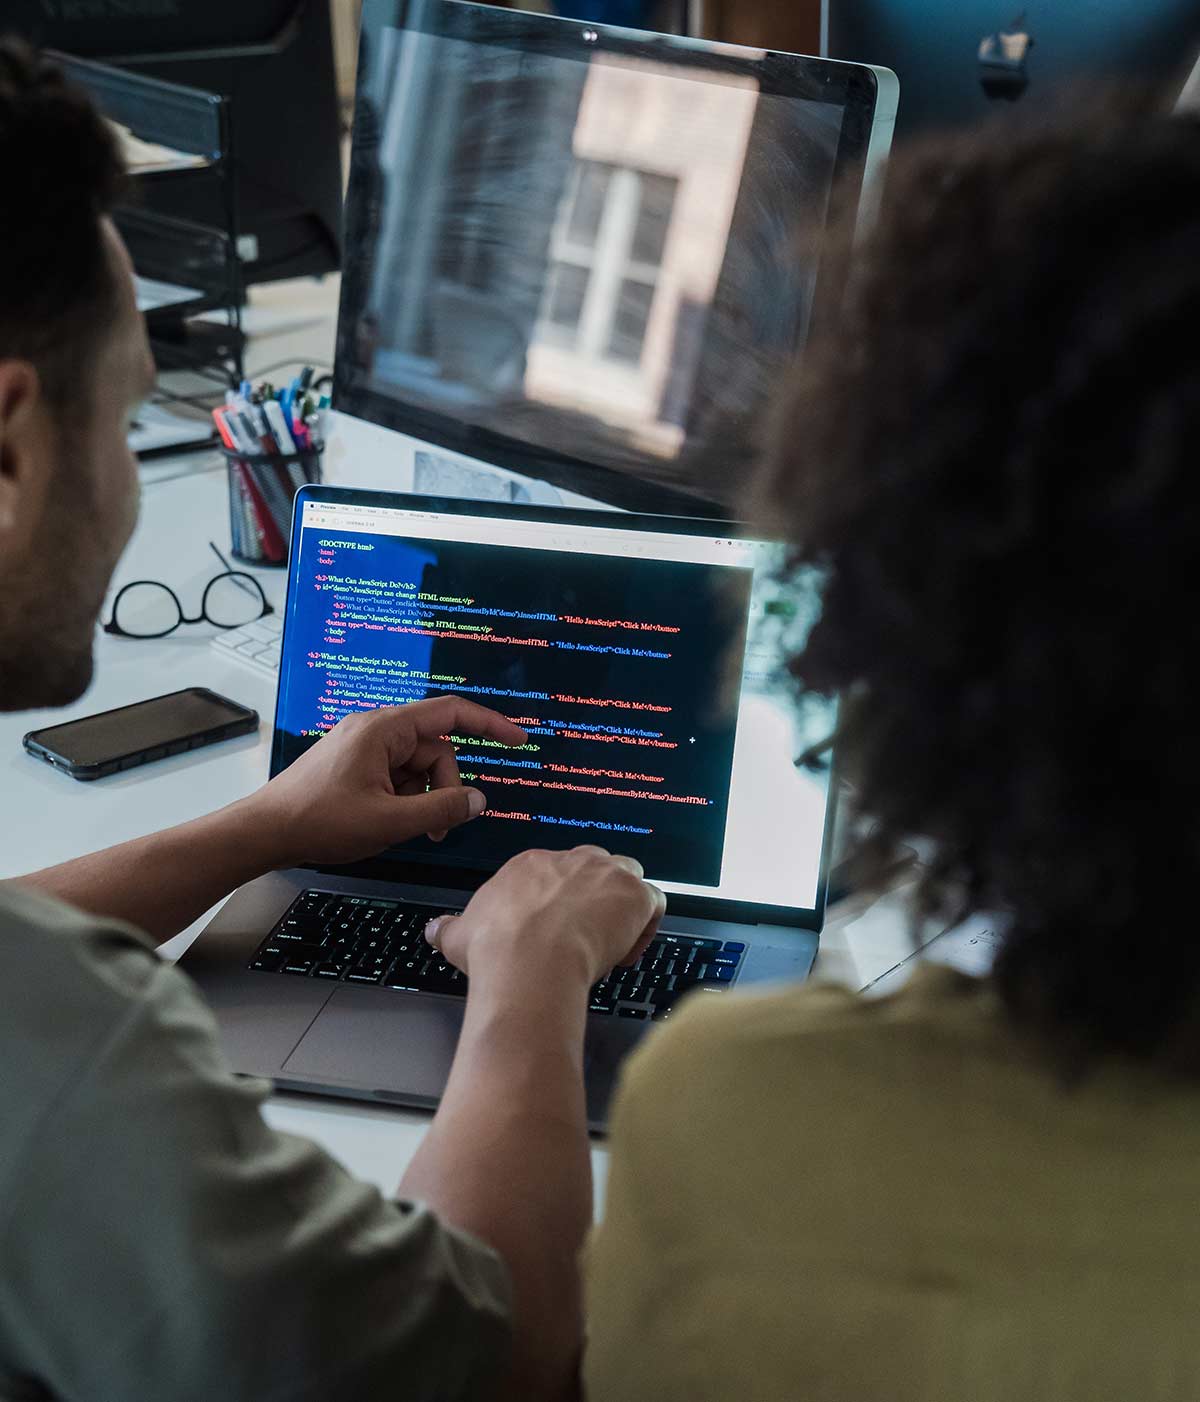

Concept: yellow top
[[585, 965, 1200, 1402]]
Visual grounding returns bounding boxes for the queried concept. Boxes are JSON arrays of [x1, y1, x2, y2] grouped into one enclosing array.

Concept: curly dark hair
[[0, 38, 127, 420], [759, 110, 1200, 1070]]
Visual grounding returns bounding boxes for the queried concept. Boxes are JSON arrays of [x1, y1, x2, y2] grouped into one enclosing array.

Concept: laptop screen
[[334, 0, 892, 510], [272, 488, 835, 919]]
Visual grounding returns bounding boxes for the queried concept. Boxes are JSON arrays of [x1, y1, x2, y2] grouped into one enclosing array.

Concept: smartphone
[[23, 687, 259, 782]]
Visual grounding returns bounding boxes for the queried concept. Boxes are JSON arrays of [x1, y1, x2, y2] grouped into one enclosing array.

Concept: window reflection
[[340, 11, 845, 500]]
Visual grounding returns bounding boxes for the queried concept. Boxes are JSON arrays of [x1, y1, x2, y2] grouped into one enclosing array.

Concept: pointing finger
[[405, 696, 528, 748], [423, 745, 462, 842]]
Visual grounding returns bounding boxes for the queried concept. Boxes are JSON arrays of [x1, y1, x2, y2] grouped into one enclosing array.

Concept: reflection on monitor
[[274, 493, 834, 915], [335, 0, 895, 510]]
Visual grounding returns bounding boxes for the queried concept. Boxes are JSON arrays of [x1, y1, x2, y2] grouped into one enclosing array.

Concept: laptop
[[182, 0, 892, 1126], [181, 484, 838, 1128]]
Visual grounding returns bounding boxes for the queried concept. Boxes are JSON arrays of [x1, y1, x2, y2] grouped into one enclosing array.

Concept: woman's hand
[[247, 696, 527, 868]]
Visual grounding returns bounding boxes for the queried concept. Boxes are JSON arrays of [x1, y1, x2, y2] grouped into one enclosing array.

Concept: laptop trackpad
[[281, 987, 463, 1101]]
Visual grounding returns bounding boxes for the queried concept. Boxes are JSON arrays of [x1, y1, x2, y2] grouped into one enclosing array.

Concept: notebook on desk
[[180, 485, 838, 1128]]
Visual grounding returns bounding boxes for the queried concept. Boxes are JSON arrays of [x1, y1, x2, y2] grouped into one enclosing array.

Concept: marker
[[248, 405, 277, 455], [211, 407, 238, 451], [235, 412, 266, 457], [281, 377, 301, 427], [220, 408, 256, 455], [263, 398, 297, 454]]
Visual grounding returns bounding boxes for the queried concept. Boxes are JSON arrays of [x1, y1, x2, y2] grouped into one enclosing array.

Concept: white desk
[[0, 454, 925, 1216]]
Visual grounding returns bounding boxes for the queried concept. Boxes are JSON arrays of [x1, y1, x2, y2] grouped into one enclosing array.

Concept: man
[[0, 43, 663, 1401]]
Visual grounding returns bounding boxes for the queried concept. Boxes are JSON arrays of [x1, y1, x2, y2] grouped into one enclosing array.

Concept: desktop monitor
[[334, 0, 897, 513], [824, 0, 1200, 142], [6, 0, 343, 287]]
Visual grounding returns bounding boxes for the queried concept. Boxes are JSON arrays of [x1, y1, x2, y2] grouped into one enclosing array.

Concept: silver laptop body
[[181, 486, 836, 1130]]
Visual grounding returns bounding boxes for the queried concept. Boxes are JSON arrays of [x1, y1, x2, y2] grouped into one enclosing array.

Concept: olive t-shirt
[[587, 964, 1200, 1402], [0, 884, 511, 1402]]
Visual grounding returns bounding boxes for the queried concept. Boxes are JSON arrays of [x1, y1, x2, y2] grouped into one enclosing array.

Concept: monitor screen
[[334, 0, 889, 510], [272, 490, 835, 918]]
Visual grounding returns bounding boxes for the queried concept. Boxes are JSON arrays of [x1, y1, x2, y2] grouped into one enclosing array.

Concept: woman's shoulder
[[645, 962, 994, 1055], [616, 963, 1005, 1118]]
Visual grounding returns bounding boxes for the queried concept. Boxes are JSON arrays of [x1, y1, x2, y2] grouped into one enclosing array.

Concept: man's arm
[[400, 849, 664, 1402], [13, 698, 526, 943], [400, 952, 592, 1402], [15, 701, 665, 1399], [16, 797, 288, 944]]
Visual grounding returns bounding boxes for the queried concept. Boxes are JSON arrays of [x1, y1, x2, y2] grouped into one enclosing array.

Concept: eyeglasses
[[104, 542, 274, 640]]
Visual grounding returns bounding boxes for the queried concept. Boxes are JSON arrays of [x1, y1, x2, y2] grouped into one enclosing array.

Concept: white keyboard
[[210, 612, 283, 676]]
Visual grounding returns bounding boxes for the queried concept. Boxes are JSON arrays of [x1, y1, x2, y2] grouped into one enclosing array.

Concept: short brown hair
[[0, 39, 127, 418]]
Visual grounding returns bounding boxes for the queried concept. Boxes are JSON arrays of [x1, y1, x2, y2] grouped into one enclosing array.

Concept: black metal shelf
[[50, 51, 244, 387]]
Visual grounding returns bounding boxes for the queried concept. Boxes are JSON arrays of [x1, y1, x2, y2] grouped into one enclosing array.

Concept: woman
[[586, 109, 1200, 1401]]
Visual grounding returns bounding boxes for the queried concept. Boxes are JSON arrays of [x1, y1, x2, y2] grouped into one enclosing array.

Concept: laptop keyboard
[[248, 890, 746, 1021]]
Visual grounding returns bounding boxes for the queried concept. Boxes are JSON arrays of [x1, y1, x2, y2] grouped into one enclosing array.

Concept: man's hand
[[247, 697, 528, 868], [426, 846, 666, 988]]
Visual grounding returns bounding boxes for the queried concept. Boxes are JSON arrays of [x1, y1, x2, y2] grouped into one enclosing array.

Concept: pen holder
[[222, 442, 323, 567]]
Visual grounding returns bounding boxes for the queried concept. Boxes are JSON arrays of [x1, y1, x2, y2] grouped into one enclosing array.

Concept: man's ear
[[0, 359, 45, 536]]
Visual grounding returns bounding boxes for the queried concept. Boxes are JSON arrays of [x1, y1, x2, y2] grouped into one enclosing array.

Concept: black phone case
[[22, 688, 259, 782]]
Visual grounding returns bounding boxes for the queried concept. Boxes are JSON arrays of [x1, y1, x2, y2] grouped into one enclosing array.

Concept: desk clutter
[[212, 370, 327, 566]]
